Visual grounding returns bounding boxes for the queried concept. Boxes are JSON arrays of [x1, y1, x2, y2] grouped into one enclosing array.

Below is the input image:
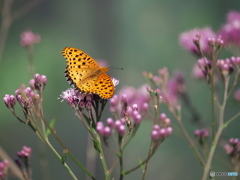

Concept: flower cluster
[[179, 27, 216, 56], [144, 68, 186, 109], [20, 29, 41, 47], [60, 78, 119, 111], [194, 128, 209, 146], [97, 102, 145, 139], [224, 138, 240, 155], [224, 138, 240, 169], [0, 160, 8, 180], [30, 73, 47, 91], [110, 84, 150, 113], [196, 56, 240, 79], [151, 113, 173, 141], [4, 74, 46, 110], [15, 146, 32, 180], [218, 11, 240, 47], [3, 73, 47, 132], [216, 58, 234, 75], [59, 88, 90, 109], [3, 94, 16, 110], [17, 146, 32, 158], [194, 128, 209, 138]]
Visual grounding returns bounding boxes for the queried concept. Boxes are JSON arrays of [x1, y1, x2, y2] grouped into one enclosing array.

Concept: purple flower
[[159, 113, 172, 128], [17, 146, 32, 158], [96, 121, 112, 138], [151, 129, 160, 141], [159, 128, 167, 137], [194, 128, 209, 138], [217, 58, 234, 75], [224, 144, 234, 155], [117, 84, 151, 113], [234, 89, 240, 102], [20, 29, 41, 47], [218, 11, 240, 46], [110, 95, 119, 112], [15, 85, 40, 109], [230, 56, 240, 66], [162, 71, 185, 107], [192, 63, 205, 79], [115, 120, 126, 135], [165, 127, 173, 136], [104, 127, 111, 137], [3, 94, 16, 109], [107, 118, 114, 127], [132, 112, 142, 125], [59, 88, 84, 107], [96, 122, 105, 136], [151, 114, 172, 141], [159, 113, 167, 121], [117, 124, 125, 135], [224, 137, 240, 158], [0, 160, 8, 179], [229, 138, 239, 145], [179, 27, 216, 56], [30, 73, 47, 91]]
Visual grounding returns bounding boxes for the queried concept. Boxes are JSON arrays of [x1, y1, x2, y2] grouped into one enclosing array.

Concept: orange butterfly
[[62, 47, 114, 99]]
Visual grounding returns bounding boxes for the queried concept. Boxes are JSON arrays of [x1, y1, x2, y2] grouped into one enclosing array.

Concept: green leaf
[[92, 139, 101, 153], [137, 156, 144, 170], [46, 118, 56, 136]]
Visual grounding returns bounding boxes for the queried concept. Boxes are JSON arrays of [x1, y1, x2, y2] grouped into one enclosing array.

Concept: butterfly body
[[62, 47, 114, 99]]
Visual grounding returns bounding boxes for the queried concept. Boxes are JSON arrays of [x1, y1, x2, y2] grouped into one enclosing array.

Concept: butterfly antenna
[[109, 67, 124, 70]]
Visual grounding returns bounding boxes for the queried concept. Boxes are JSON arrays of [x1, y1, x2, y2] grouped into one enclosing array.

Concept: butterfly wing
[[62, 47, 114, 99], [62, 47, 100, 87], [90, 73, 114, 99]]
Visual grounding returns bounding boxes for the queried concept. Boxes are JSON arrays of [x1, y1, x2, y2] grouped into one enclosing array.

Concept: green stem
[[210, 67, 215, 143], [34, 123, 78, 180], [142, 104, 158, 180], [44, 140, 78, 180], [142, 140, 153, 180], [227, 69, 240, 99], [68, 152, 96, 180], [202, 126, 223, 180], [171, 109, 205, 167], [202, 76, 229, 180], [96, 134, 110, 180], [39, 114, 95, 179], [123, 142, 160, 175], [223, 112, 240, 128]]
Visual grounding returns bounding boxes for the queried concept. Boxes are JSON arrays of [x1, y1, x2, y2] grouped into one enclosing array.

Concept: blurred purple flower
[[162, 71, 185, 107], [20, 29, 41, 47], [192, 63, 205, 79], [179, 27, 216, 56], [116, 84, 151, 113], [224, 144, 234, 155], [218, 11, 240, 47], [0, 160, 8, 179], [194, 128, 209, 138], [234, 89, 240, 102], [217, 58, 234, 75], [17, 146, 32, 158]]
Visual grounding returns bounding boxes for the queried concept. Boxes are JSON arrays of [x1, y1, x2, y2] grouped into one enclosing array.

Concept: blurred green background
[[1, 0, 240, 179]]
